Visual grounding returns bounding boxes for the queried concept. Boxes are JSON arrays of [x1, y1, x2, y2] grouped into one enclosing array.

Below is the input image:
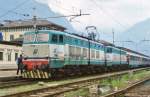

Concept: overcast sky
[[36, 0, 150, 33]]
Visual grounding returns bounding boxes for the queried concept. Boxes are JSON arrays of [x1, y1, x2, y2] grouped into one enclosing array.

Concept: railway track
[[103, 77, 150, 97], [1, 67, 149, 97], [0, 79, 37, 89]]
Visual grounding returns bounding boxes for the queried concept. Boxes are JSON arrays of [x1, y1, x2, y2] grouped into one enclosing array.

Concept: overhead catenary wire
[[0, 0, 90, 28], [90, 0, 128, 29], [0, 0, 30, 19], [49, 1, 77, 14], [37, 10, 90, 21], [0, 7, 30, 17]]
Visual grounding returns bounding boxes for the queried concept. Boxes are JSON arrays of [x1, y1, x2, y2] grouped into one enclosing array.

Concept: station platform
[[0, 64, 17, 70], [0, 70, 21, 82], [0, 64, 20, 80]]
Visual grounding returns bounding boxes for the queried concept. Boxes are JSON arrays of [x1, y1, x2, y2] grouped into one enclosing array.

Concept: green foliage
[[64, 88, 89, 97]]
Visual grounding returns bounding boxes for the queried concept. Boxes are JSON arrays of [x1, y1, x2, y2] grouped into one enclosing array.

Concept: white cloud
[[36, 0, 150, 33]]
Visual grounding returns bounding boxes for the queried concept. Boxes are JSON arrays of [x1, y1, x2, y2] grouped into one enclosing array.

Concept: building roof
[[0, 19, 66, 31]]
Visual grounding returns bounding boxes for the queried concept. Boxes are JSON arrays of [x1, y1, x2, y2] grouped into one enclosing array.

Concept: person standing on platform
[[16, 54, 23, 75]]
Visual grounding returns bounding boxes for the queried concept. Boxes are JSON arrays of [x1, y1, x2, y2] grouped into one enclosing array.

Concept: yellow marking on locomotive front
[[43, 72, 46, 78], [30, 71, 34, 78], [45, 72, 49, 78], [26, 71, 30, 78], [38, 70, 42, 78], [29, 71, 32, 78], [36, 70, 40, 78], [40, 71, 44, 78], [32, 70, 36, 78], [23, 72, 27, 78], [39, 70, 43, 78], [42, 71, 46, 78], [34, 70, 38, 78], [27, 71, 32, 78], [29, 71, 33, 78]]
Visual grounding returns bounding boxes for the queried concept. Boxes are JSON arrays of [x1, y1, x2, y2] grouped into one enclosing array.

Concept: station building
[[0, 41, 22, 69]]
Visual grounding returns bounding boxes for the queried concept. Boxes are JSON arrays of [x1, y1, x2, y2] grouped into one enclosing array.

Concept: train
[[21, 30, 150, 78]]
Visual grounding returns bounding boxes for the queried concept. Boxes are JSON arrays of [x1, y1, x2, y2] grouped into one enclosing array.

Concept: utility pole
[[112, 28, 115, 44], [32, 7, 37, 30]]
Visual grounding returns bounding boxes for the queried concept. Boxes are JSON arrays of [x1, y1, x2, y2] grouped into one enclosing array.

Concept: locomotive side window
[[59, 35, 63, 43], [51, 34, 58, 43], [96, 51, 99, 59], [107, 48, 112, 53]]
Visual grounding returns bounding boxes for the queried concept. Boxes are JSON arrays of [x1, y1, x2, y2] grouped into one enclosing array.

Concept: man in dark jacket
[[16, 54, 23, 75]]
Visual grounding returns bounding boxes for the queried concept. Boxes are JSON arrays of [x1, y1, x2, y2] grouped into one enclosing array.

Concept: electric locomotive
[[22, 30, 106, 78]]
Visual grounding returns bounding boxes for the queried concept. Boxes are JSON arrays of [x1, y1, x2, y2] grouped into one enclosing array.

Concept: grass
[[63, 69, 150, 97], [64, 88, 89, 97]]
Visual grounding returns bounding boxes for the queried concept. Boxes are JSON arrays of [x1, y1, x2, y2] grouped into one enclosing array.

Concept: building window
[[0, 52, 3, 61], [19, 35, 23, 38], [8, 53, 11, 61], [10, 35, 14, 41], [15, 53, 18, 61]]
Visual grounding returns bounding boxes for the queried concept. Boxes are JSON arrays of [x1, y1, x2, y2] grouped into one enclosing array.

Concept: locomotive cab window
[[51, 34, 58, 43], [107, 48, 112, 53], [59, 35, 63, 43]]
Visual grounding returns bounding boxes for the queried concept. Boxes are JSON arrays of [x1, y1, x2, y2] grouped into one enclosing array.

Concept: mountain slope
[[118, 18, 150, 55]]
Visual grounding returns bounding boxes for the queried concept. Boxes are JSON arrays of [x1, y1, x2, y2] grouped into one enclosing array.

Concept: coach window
[[51, 34, 58, 43], [59, 35, 63, 43], [96, 51, 99, 59], [0, 52, 3, 61]]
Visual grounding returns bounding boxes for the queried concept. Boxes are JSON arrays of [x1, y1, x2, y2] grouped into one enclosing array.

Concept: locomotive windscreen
[[24, 33, 49, 43]]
